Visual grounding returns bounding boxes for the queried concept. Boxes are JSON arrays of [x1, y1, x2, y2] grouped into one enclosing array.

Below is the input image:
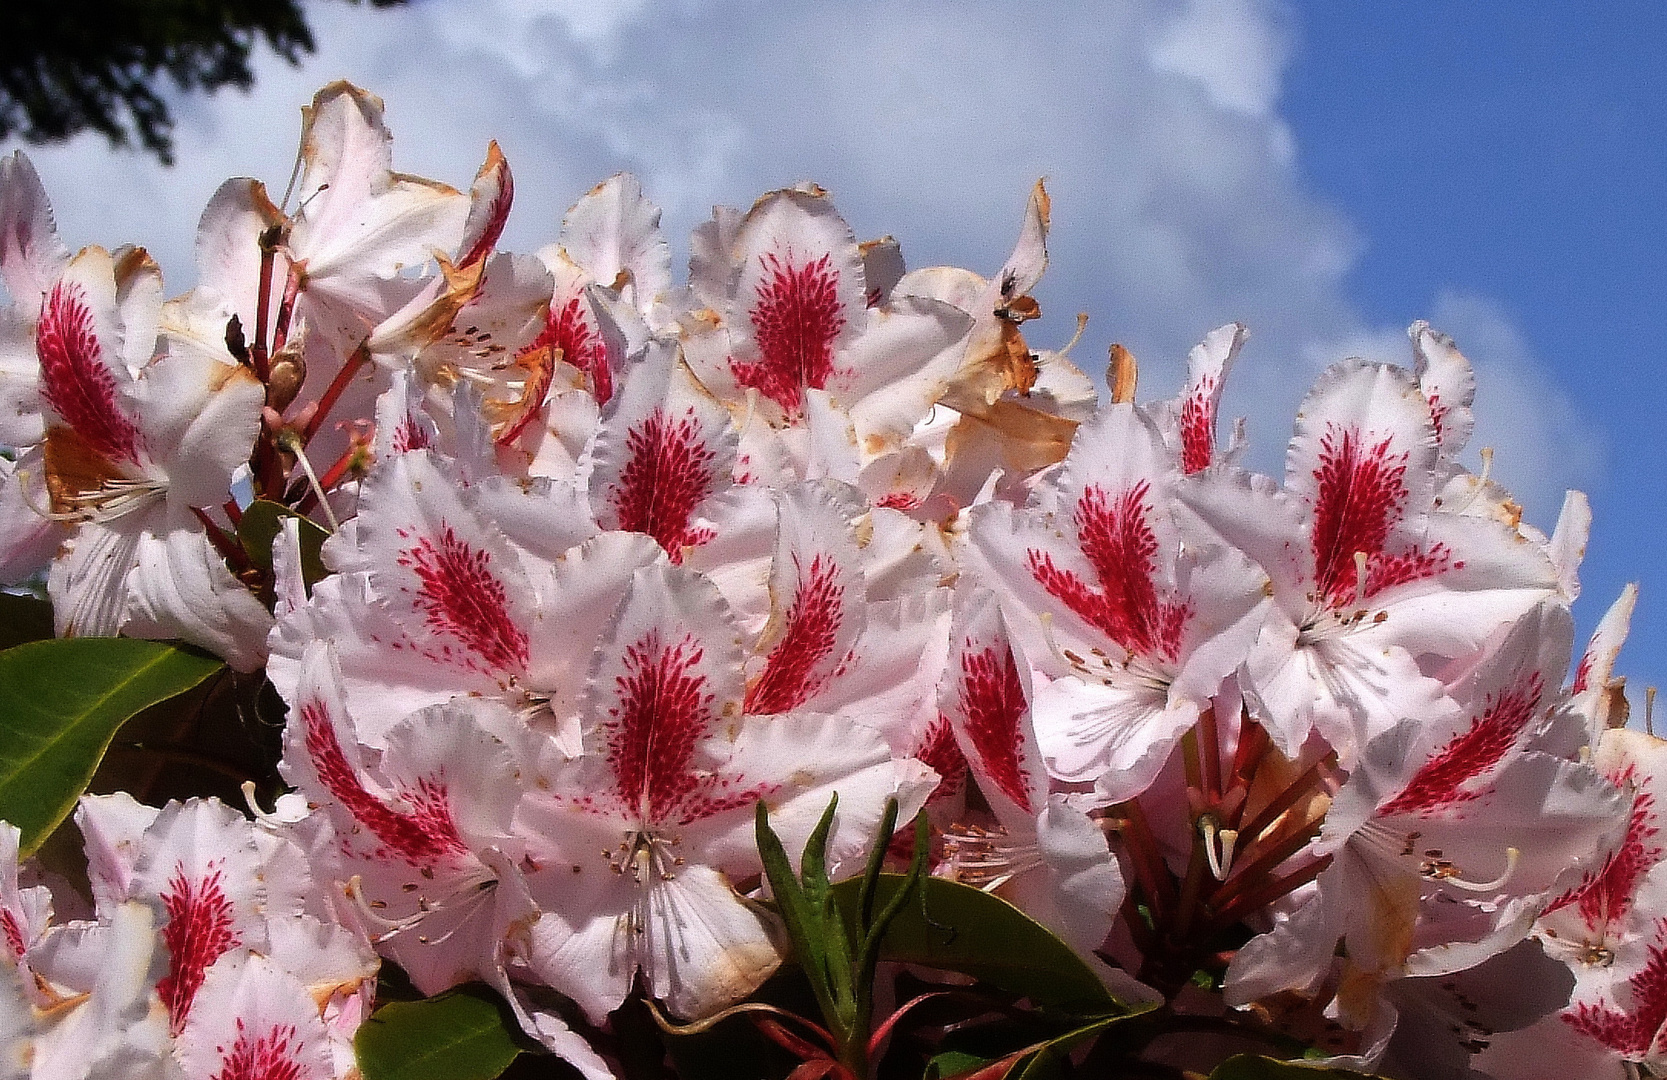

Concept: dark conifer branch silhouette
[[0, 0, 405, 164]]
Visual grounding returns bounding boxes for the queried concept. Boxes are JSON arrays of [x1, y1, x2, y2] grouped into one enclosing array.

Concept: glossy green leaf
[[0, 637, 222, 854], [355, 985, 523, 1080], [237, 498, 329, 588], [1011, 1013, 1133, 1080], [0, 593, 53, 651], [1207, 1054, 1385, 1079], [831, 875, 1121, 1014], [925, 1050, 995, 1078]]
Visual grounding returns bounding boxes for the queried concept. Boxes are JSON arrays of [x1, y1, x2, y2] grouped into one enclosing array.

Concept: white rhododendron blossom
[[0, 81, 1654, 1080]]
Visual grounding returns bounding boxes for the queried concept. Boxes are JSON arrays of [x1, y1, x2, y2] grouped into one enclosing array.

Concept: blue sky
[[1284, 3, 1667, 710], [7, 0, 1663, 708]]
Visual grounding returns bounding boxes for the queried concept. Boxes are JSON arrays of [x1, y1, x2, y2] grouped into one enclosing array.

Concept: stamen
[[1352, 551, 1370, 610], [1423, 847, 1519, 892], [345, 876, 413, 935], [1448, 447, 1495, 516], [1057, 312, 1089, 356], [345, 873, 497, 942], [603, 829, 684, 885], [1036, 611, 1075, 673], [1198, 816, 1239, 881], [240, 781, 285, 830], [1648, 687, 1657, 737], [12, 469, 78, 522], [940, 823, 1043, 892], [278, 429, 339, 532]]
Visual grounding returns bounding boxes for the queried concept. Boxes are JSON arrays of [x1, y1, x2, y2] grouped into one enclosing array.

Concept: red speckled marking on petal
[[533, 293, 612, 406], [916, 716, 967, 805], [392, 411, 432, 454], [601, 631, 768, 825], [1546, 766, 1661, 929], [1378, 674, 1544, 817], [1027, 482, 1191, 663], [745, 553, 845, 714], [1359, 544, 1453, 601], [398, 525, 529, 672], [212, 1019, 305, 1080], [609, 407, 719, 563], [956, 645, 1032, 813], [1310, 424, 1448, 608], [0, 911, 24, 962], [38, 280, 141, 464], [732, 251, 846, 418], [1566, 919, 1667, 1056], [1571, 652, 1596, 695], [301, 701, 468, 866], [1179, 373, 1216, 475], [158, 862, 239, 1032], [1425, 391, 1448, 449], [876, 491, 920, 511], [460, 168, 514, 271]]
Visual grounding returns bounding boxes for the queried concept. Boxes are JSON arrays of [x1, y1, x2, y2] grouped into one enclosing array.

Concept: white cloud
[[1149, 0, 1294, 119], [2, 0, 1601, 518]]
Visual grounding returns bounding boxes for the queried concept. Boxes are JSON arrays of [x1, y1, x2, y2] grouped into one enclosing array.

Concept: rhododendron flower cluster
[[0, 82, 1655, 1080]]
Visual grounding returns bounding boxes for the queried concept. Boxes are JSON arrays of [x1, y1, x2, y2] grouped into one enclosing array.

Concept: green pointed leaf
[[237, 498, 329, 587], [832, 875, 1122, 1014], [925, 1050, 994, 1078], [355, 984, 524, 1080], [756, 800, 839, 1024], [0, 593, 53, 652], [0, 638, 222, 854], [1206, 1054, 1386, 1079], [1011, 1013, 1133, 1080]]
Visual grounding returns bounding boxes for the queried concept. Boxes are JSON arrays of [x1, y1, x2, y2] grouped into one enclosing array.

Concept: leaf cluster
[[0, 0, 406, 162]]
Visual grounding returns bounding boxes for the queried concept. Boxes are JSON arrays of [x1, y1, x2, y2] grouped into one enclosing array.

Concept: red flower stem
[[1230, 715, 1270, 787], [1197, 705, 1222, 804], [1119, 800, 1177, 916], [269, 265, 304, 356], [303, 342, 370, 447], [867, 991, 963, 1057], [1207, 854, 1333, 934], [318, 446, 358, 489], [221, 498, 242, 527], [1206, 810, 1327, 912], [251, 246, 274, 380], [754, 1016, 836, 1060], [1173, 829, 1210, 939], [253, 429, 286, 501], [192, 506, 251, 573], [298, 439, 366, 514], [1235, 754, 1333, 846]]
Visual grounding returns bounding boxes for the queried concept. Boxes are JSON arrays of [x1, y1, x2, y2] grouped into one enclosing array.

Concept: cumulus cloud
[[4, 0, 1600, 515]]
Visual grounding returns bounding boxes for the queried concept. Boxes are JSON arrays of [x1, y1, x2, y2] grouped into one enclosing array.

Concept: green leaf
[[755, 799, 840, 1028], [925, 1050, 994, 1078], [0, 593, 53, 652], [237, 498, 329, 588], [355, 984, 524, 1080], [0, 638, 222, 854], [832, 875, 1122, 1014], [1010, 1013, 1131, 1080], [1206, 1054, 1386, 1079]]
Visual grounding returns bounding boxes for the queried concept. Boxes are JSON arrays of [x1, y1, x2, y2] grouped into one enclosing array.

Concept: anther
[[1425, 847, 1519, 893], [277, 428, 340, 532], [1199, 817, 1239, 881], [1449, 448, 1495, 516]]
